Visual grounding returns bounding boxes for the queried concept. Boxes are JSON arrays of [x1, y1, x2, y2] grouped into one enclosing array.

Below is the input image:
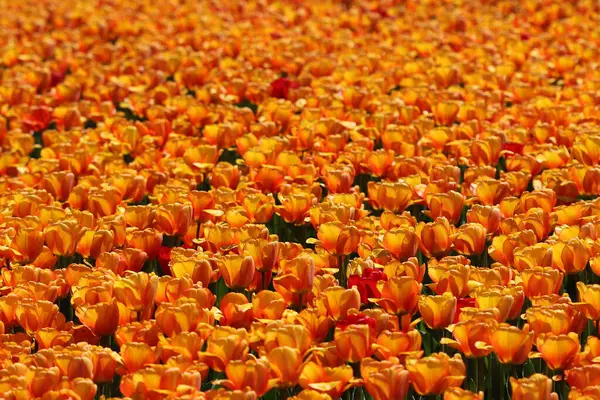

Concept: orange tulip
[[268, 347, 305, 388], [383, 257, 426, 283], [76, 229, 115, 259], [274, 256, 315, 303], [127, 228, 163, 260], [123, 205, 156, 229], [71, 281, 113, 308], [419, 293, 457, 330], [154, 203, 193, 236], [253, 165, 286, 193], [183, 143, 220, 168], [217, 255, 256, 290], [425, 191, 465, 225], [416, 218, 455, 258], [451, 223, 487, 256], [276, 193, 315, 225], [264, 324, 313, 356], [474, 288, 514, 322], [241, 238, 280, 272], [220, 293, 253, 329], [154, 275, 194, 304], [44, 220, 85, 257], [119, 364, 202, 398], [235, 223, 269, 243], [169, 255, 213, 288], [372, 276, 421, 316], [360, 357, 398, 385], [39, 205, 68, 227], [113, 272, 159, 312], [88, 346, 123, 383], [375, 329, 422, 360], [99, 214, 127, 248], [521, 267, 563, 298], [444, 388, 484, 400], [468, 267, 504, 289], [474, 179, 511, 205], [363, 363, 410, 400], [120, 342, 160, 373], [211, 162, 240, 189], [55, 353, 94, 380], [317, 287, 361, 321], [432, 101, 459, 125], [76, 300, 120, 337], [223, 206, 248, 227], [441, 317, 497, 358], [575, 282, 600, 321], [368, 181, 415, 213], [35, 328, 73, 350], [503, 285, 525, 321], [429, 264, 479, 298], [584, 336, 600, 364], [39, 171, 75, 202], [334, 323, 376, 363], [87, 188, 122, 218], [217, 357, 273, 397], [198, 327, 249, 372], [114, 320, 159, 347], [471, 136, 503, 166], [520, 189, 557, 214], [16, 299, 61, 334], [525, 302, 586, 337], [568, 386, 600, 400], [466, 205, 501, 236], [241, 193, 276, 224], [158, 330, 205, 362], [251, 291, 287, 321], [299, 362, 354, 399], [295, 308, 334, 343], [310, 222, 360, 256], [155, 301, 204, 337], [490, 324, 534, 365], [309, 202, 362, 228], [534, 333, 581, 371], [382, 227, 419, 261], [380, 211, 417, 230], [518, 209, 551, 241], [565, 364, 600, 389], [187, 190, 223, 223], [10, 226, 44, 263], [488, 231, 538, 267], [366, 149, 395, 177], [322, 164, 355, 194], [406, 352, 466, 395], [552, 238, 590, 275]]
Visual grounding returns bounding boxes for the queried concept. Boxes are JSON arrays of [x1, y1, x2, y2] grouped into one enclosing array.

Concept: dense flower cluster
[[1, 0, 600, 399]]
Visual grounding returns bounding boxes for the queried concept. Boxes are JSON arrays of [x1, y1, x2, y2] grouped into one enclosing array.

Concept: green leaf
[[261, 388, 279, 400], [235, 98, 258, 114], [215, 277, 229, 307]]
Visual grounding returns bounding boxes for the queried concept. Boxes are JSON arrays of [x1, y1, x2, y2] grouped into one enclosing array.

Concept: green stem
[[475, 357, 480, 393], [440, 329, 447, 354], [338, 255, 348, 288], [563, 273, 577, 300], [499, 359, 505, 400], [475, 357, 484, 393], [100, 334, 112, 349]]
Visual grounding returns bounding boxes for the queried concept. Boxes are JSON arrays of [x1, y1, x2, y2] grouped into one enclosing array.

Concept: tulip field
[[3, 0, 600, 398]]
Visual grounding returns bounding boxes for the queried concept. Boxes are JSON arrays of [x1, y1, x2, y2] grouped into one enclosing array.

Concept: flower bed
[[0, 0, 599, 399]]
